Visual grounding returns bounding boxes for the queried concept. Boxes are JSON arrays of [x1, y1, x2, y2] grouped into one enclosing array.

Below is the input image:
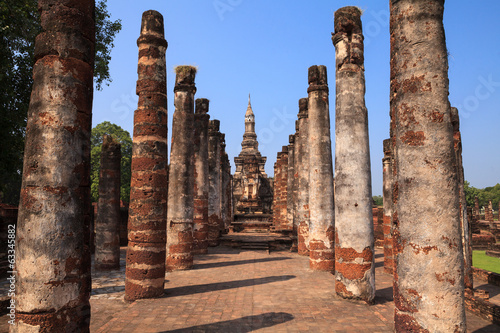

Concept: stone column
[[166, 66, 197, 271], [274, 147, 289, 230], [307, 65, 335, 272], [220, 134, 229, 232], [193, 98, 210, 254], [222, 151, 232, 230], [474, 196, 480, 220], [382, 139, 394, 274], [292, 123, 300, 248], [95, 135, 121, 270], [287, 135, 295, 231], [13, 0, 94, 330], [272, 160, 278, 227], [451, 107, 473, 293], [486, 200, 494, 222], [391, 1, 466, 331], [125, 10, 168, 302], [332, 7, 374, 300], [208, 120, 222, 246], [297, 98, 310, 256]]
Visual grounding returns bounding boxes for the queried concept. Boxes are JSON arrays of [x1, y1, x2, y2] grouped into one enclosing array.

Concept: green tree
[[0, 0, 121, 205], [372, 195, 383, 206], [464, 181, 480, 208], [91, 122, 132, 203]]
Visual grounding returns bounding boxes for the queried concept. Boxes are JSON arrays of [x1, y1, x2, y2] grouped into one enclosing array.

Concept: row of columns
[[125, 11, 233, 303], [12, 1, 472, 331], [272, 146, 289, 231], [276, 8, 374, 302]]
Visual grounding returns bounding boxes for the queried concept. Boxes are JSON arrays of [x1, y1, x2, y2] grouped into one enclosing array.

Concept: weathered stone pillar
[[208, 119, 222, 246], [474, 196, 480, 220], [287, 135, 295, 231], [390, 1, 466, 331], [274, 146, 289, 230], [219, 134, 229, 232], [292, 126, 300, 248], [307, 65, 335, 272], [125, 10, 168, 302], [486, 200, 494, 222], [193, 98, 210, 254], [451, 107, 473, 293], [13, 0, 94, 330], [382, 139, 394, 274], [332, 7, 374, 300], [222, 151, 232, 230], [95, 135, 121, 270], [166, 66, 197, 271], [297, 98, 310, 256]]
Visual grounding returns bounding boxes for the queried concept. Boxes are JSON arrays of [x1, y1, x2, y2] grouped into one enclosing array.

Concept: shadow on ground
[[163, 275, 296, 298], [193, 256, 291, 270], [473, 324, 500, 333], [161, 312, 294, 333], [374, 286, 393, 304]]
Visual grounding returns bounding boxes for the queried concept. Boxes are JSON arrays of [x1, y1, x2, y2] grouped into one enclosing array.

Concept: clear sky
[[92, 0, 500, 196]]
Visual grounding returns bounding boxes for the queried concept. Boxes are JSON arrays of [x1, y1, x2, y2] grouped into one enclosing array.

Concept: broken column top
[[334, 6, 362, 34], [308, 65, 328, 86], [295, 120, 299, 132], [138, 10, 167, 46], [289, 134, 295, 144], [383, 139, 391, 154], [308, 66, 328, 93], [298, 97, 309, 119], [209, 119, 220, 132], [195, 98, 209, 114], [102, 134, 120, 150], [174, 66, 197, 92], [282, 146, 288, 153], [332, 6, 364, 70]]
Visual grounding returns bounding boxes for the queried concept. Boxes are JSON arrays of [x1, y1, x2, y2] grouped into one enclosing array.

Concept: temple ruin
[[7, 1, 500, 332], [232, 96, 273, 232]]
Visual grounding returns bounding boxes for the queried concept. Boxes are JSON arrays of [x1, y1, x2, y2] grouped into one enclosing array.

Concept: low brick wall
[[465, 294, 500, 325], [472, 232, 496, 250], [473, 267, 500, 288]]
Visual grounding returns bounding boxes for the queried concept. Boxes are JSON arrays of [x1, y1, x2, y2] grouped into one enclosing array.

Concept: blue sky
[[92, 0, 500, 195]]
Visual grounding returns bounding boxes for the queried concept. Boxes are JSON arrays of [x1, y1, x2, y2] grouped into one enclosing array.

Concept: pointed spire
[[245, 93, 254, 117]]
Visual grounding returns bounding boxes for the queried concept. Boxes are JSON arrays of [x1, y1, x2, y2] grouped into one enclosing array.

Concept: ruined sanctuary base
[[1, 246, 498, 332]]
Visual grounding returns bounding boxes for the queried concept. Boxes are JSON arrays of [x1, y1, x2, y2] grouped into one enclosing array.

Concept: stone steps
[[240, 242, 270, 253]]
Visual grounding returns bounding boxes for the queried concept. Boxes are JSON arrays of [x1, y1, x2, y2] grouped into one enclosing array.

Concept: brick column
[[13, 0, 94, 330], [474, 196, 480, 220], [451, 107, 473, 293], [307, 65, 335, 272], [485, 200, 493, 222], [382, 139, 394, 274], [287, 135, 295, 231], [125, 10, 168, 301], [95, 135, 121, 270], [208, 120, 222, 246], [297, 98, 310, 256], [332, 7, 374, 300], [193, 98, 210, 254], [292, 124, 300, 248], [391, 0, 466, 331], [166, 66, 197, 271], [220, 134, 230, 232], [221, 151, 232, 230]]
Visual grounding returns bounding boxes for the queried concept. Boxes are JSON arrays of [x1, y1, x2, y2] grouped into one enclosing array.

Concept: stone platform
[[1, 246, 500, 332]]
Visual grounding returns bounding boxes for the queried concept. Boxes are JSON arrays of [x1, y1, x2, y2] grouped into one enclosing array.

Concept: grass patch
[[473, 250, 500, 274]]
